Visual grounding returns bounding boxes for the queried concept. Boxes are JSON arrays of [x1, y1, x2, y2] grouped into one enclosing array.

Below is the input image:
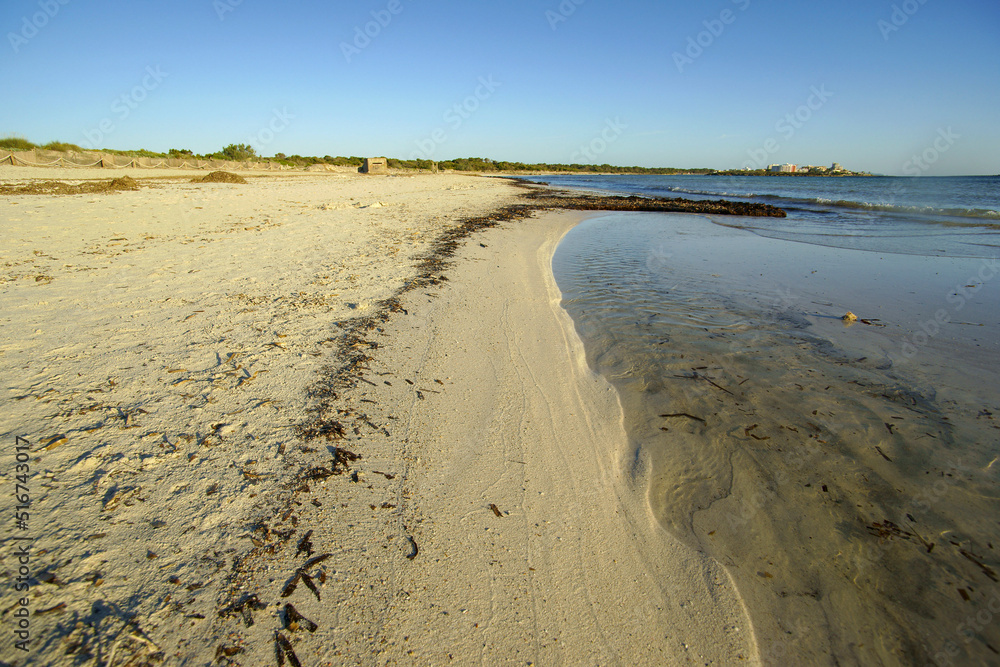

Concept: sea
[[537, 173, 1000, 257], [529, 174, 1000, 665]]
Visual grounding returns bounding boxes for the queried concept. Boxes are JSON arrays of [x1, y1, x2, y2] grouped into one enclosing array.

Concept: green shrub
[[326, 156, 363, 167], [217, 143, 256, 161], [42, 141, 85, 153], [0, 135, 37, 151]]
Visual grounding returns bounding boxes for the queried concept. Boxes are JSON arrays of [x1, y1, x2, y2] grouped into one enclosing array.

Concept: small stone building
[[359, 157, 388, 174]]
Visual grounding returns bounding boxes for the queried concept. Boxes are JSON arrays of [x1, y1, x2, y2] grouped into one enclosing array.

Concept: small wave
[[823, 198, 997, 217], [652, 189, 1000, 222], [929, 219, 1000, 231], [665, 186, 757, 198], [532, 176, 1000, 225], [766, 196, 1000, 221]]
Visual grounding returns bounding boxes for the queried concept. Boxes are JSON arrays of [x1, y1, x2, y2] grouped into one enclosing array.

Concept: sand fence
[[0, 148, 292, 171]]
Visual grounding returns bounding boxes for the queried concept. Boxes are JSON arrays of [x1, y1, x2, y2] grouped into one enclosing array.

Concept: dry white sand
[[0, 169, 756, 664]]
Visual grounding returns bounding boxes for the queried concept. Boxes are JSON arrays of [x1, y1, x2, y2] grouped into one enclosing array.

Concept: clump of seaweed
[[192, 170, 247, 184], [294, 419, 345, 441], [0, 176, 141, 195]]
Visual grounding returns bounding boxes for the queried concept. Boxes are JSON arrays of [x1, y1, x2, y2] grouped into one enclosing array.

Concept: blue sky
[[2, 0, 998, 175]]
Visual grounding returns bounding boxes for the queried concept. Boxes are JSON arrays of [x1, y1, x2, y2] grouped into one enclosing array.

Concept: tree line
[[0, 137, 715, 174]]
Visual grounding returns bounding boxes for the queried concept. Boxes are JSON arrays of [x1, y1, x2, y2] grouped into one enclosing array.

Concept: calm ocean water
[[527, 174, 1000, 258], [538, 175, 1000, 664]]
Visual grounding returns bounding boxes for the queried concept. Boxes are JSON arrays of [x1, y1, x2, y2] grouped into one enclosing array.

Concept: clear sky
[[2, 0, 998, 175]]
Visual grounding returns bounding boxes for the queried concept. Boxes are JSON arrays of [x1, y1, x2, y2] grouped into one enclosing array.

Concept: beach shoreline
[[0, 170, 758, 664], [223, 207, 759, 665]]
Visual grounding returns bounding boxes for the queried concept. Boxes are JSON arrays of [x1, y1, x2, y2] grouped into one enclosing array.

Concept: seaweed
[[275, 632, 302, 667], [218, 594, 266, 628], [283, 604, 318, 633]]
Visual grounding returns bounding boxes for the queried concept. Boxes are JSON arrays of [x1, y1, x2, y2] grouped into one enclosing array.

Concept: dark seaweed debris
[[282, 553, 332, 599], [295, 419, 345, 441], [275, 631, 302, 667], [661, 412, 706, 424], [301, 572, 321, 599], [216, 645, 244, 659], [0, 176, 142, 195], [283, 604, 318, 633], [298, 449, 359, 485], [296, 530, 314, 558], [520, 189, 788, 217], [301, 553, 331, 570], [218, 594, 266, 627], [332, 447, 360, 474]]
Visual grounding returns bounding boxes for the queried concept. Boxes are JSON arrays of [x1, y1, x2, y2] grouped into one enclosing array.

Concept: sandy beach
[[0, 169, 756, 665]]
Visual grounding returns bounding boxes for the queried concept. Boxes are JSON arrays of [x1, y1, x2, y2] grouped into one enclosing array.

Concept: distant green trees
[[386, 158, 434, 170], [214, 143, 256, 161], [270, 154, 363, 167], [432, 157, 713, 175], [0, 135, 727, 174], [328, 156, 364, 167]]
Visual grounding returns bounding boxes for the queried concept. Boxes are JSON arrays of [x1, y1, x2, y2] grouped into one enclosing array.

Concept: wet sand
[[554, 212, 1000, 665]]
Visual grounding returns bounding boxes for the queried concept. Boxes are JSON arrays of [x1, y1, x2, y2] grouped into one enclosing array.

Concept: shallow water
[[529, 174, 1000, 258], [553, 212, 1000, 666]]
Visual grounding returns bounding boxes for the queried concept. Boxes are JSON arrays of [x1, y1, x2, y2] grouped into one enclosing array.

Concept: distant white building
[[769, 163, 796, 173], [831, 162, 843, 171]]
